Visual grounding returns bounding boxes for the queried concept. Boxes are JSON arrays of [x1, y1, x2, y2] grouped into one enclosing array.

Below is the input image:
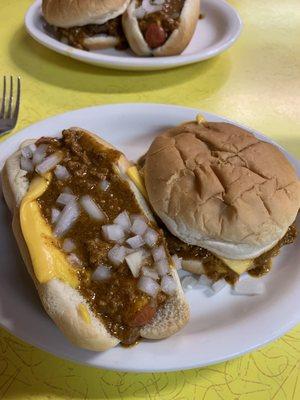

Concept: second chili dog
[[122, 0, 200, 56]]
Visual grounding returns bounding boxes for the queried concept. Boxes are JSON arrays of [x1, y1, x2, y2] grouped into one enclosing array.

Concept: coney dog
[[1, 128, 189, 351], [122, 0, 200, 56]]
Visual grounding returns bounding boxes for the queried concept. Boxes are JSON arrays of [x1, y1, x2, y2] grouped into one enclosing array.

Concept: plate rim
[[24, 0, 243, 71], [0, 103, 299, 372], [1, 102, 298, 164]]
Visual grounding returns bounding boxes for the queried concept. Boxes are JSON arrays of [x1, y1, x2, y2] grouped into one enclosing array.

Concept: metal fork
[[0, 76, 21, 136]]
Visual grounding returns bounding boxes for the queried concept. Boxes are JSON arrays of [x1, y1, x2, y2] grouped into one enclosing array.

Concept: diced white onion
[[142, 266, 159, 280], [102, 224, 125, 242], [124, 246, 135, 255], [152, 245, 166, 262], [20, 156, 34, 172], [172, 254, 182, 270], [141, 248, 151, 260], [67, 253, 82, 267], [143, 227, 158, 247], [51, 208, 61, 224], [21, 143, 36, 159], [204, 288, 215, 297], [99, 179, 110, 192], [135, 6, 146, 18], [125, 250, 144, 277], [141, 0, 162, 14], [56, 192, 77, 206], [29, 143, 37, 152], [155, 258, 169, 276], [62, 238, 76, 253], [212, 279, 227, 293], [232, 279, 266, 296], [181, 275, 199, 291], [131, 217, 148, 235], [36, 152, 63, 175], [198, 274, 212, 287], [63, 187, 73, 194], [114, 211, 131, 232], [161, 275, 177, 295], [32, 144, 47, 165], [92, 265, 112, 281], [137, 276, 160, 297], [28, 143, 37, 154], [54, 165, 70, 181], [126, 235, 145, 249], [131, 214, 148, 223], [80, 195, 105, 221], [54, 201, 80, 237], [108, 244, 127, 266]]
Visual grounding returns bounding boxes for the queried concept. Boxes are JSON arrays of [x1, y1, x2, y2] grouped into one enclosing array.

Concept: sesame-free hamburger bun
[[42, 0, 130, 27], [144, 121, 300, 260], [42, 0, 130, 50]]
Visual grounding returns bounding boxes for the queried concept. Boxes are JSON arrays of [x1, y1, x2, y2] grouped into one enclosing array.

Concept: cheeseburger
[[143, 120, 300, 283], [42, 0, 130, 50]]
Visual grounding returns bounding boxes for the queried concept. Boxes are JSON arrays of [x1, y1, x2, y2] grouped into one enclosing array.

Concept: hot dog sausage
[[128, 304, 156, 327], [145, 23, 167, 48]]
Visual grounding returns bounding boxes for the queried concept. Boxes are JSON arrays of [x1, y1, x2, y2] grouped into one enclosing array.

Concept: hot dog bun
[[1, 128, 189, 351], [122, 0, 200, 56]]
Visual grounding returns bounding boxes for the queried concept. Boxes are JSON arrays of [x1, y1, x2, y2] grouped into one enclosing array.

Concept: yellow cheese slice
[[20, 174, 78, 287], [196, 114, 206, 124], [220, 257, 254, 275], [77, 304, 91, 324], [127, 166, 148, 199]]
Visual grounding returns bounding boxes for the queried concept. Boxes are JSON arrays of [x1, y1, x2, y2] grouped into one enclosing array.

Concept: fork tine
[[7, 76, 13, 119], [12, 77, 21, 123], [0, 76, 6, 118]]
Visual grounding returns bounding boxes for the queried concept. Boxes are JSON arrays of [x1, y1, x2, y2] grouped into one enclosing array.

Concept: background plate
[[0, 104, 299, 372], [25, 0, 242, 71]]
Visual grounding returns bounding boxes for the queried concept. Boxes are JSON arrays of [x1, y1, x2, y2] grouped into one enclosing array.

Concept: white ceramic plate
[[0, 104, 299, 372], [25, 0, 242, 71]]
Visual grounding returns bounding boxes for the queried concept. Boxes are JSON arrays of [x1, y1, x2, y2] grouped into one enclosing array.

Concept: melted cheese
[[77, 304, 91, 324], [20, 174, 78, 287], [196, 114, 206, 124], [127, 166, 148, 199], [220, 257, 254, 275]]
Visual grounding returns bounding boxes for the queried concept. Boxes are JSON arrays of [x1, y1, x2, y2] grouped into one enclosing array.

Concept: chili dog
[[122, 0, 200, 56], [1, 128, 189, 350]]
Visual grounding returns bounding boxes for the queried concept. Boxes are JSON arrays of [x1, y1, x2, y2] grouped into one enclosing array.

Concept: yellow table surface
[[0, 0, 299, 398]]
